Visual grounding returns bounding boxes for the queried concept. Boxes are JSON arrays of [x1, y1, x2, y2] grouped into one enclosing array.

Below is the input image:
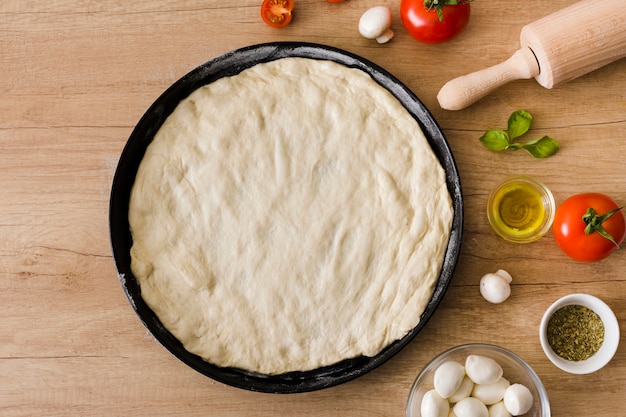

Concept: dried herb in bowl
[[546, 305, 604, 361]]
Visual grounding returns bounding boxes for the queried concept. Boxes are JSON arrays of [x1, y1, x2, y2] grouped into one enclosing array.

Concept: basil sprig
[[479, 110, 560, 158]]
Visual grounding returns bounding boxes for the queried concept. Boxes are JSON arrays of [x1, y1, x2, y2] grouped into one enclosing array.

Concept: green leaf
[[424, 0, 469, 22], [583, 206, 623, 247], [505, 143, 524, 151], [480, 130, 510, 151], [521, 136, 560, 158], [477, 110, 559, 158], [507, 110, 532, 140]]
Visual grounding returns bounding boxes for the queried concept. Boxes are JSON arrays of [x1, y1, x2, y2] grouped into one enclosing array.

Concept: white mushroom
[[358, 6, 394, 44], [480, 269, 512, 304]]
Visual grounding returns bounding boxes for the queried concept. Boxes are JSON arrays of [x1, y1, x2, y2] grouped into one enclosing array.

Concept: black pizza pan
[[109, 42, 463, 394]]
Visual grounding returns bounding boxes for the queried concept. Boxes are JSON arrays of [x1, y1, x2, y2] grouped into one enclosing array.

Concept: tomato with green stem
[[553, 193, 625, 262], [400, 0, 471, 44], [261, 0, 294, 28]]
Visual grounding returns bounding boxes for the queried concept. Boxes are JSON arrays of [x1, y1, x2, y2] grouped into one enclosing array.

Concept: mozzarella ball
[[421, 389, 450, 417], [488, 401, 512, 417], [434, 361, 466, 398], [453, 397, 488, 417], [448, 376, 474, 404], [503, 384, 533, 416], [472, 377, 510, 405], [465, 355, 503, 385]]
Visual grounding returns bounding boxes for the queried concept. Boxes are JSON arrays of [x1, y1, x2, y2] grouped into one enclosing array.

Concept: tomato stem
[[582, 206, 624, 247], [424, 0, 472, 22]]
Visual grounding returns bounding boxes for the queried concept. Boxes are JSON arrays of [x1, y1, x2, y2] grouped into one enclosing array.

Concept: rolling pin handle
[[437, 47, 540, 111]]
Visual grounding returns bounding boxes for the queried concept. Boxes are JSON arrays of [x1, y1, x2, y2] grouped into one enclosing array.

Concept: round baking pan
[[109, 42, 463, 394]]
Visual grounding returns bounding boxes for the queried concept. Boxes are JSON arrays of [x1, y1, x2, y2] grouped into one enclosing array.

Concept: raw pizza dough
[[129, 57, 453, 375]]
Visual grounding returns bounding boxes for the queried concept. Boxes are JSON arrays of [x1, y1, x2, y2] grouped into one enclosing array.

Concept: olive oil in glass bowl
[[487, 176, 555, 243]]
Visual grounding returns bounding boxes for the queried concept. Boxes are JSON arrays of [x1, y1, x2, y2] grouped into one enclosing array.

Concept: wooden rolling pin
[[437, 0, 626, 110]]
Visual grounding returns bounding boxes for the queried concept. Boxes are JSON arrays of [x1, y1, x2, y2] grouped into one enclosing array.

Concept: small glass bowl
[[539, 294, 620, 374], [487, 175, 555, 243], [406, 344, 550, 417]]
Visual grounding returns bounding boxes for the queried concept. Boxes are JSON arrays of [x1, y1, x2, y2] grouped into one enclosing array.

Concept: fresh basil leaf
[[522, 136, 560, 158], [507, 110, 532, 140], [478, 110, 559, 158], [505, 143, 524, 151], [480, 129, 510, 151]]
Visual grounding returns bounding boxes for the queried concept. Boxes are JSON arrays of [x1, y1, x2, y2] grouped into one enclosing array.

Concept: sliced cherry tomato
[[261, 0, 294, 28], [400, 0, 471, 44], [553, 193, 625, 262], [327, 0, 345, 3]]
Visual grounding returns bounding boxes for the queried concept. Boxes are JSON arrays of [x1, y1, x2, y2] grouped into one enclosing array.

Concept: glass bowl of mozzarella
[[406, 344, 550, 417]]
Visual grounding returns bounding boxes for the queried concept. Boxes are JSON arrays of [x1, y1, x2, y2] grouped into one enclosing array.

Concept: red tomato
[[553, 193, 625, 262], [261, 0, 294, 28], [400, 0, 471, 44], [327, 0, 345, 3]]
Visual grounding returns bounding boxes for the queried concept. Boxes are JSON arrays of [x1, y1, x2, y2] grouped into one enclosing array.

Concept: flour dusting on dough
[[129, 57, 453, 374]]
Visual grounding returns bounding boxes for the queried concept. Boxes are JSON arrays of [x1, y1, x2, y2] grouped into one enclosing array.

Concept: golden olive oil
[[492, 183, 546, 239]]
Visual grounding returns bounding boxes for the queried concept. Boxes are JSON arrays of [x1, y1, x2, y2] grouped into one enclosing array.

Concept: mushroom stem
[[375, 28, 394, 44]]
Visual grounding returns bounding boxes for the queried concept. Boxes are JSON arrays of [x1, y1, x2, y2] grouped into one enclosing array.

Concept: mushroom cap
[[358, 6, 393, 40], [479, 271, 512, 304]]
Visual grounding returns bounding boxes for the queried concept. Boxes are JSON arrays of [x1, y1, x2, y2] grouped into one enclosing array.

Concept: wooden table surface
[[2, 1, 625, 415]]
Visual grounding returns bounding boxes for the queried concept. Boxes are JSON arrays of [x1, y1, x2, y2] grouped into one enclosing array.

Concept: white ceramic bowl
[[406, 344, 550, 417], [539, 294, 620, 374]]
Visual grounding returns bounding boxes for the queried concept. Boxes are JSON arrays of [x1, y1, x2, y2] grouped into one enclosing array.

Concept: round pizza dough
[[129, 57, 453, 374]]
